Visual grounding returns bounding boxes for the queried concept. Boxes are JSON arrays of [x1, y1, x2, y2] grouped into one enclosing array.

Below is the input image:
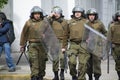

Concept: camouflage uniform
[[68, 17, 90, 80], [49, 16, 68, 80], [48, 6, 68, 80], [86, 20, 107, 79], [108, 20, 120, 80], [20, 6, 47, 80], [85, 8, 107, 80]]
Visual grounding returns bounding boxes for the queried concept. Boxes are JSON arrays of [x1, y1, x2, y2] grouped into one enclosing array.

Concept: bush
[[0, 0, 8, 9]]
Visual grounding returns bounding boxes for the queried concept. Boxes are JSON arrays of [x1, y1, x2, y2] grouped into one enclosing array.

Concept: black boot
[[88, 74, 93, 80], [72, 76, 77, 80], [117, 71, 120, 80], [31, 76, 38, 80], [60, 69, 64, 80], [94, 74, 100, 80], [95, 77, 99, 80], [38, 76, 43, 80], [53, 71, 59, 80]]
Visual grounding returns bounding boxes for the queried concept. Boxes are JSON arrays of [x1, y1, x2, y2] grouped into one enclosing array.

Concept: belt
[[29, 41, 41, 43], [70, 40, 81, 44], [59, 39, 63, 43]]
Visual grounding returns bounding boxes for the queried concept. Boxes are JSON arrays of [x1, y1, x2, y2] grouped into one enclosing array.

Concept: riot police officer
[[67, 5, 90, 80], [108, 10, 120, 80], [49, 6, 68, 80], [20, 6, 48, 80], [86, 8, 107, 80]]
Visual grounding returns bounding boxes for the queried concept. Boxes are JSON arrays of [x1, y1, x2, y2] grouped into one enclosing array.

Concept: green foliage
[[0, 0, 8, 9]]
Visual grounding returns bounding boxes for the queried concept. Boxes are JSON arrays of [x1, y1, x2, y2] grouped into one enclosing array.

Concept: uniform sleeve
[[100, 22, 107, 36], [62, 21, 69, 48], [47, 16, 54, 25], [20, 21, 30, 46], [107, 24, 114, 42]]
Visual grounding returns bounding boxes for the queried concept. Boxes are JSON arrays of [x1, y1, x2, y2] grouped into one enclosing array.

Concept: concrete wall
[[101, 0, 115, 29], [117, 0, 120, 10]]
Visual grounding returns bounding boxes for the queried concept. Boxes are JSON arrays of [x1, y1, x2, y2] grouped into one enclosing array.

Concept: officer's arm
[[62, 21, 69, 49], [100, 23, 107, 36], [20, 21, 29, 46]]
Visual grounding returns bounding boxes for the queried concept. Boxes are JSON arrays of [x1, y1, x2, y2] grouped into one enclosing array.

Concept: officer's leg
[[60, 52, 65, 80], [38, 44, 47, 80], [117, 71, 120, 80], [52, 58, 59, 80], [112, 45, 120, 80], [67, 43, 79, 80], [116, 60, 120, 80], [115, 60, 120, 80], [87, 54, 93, 80], [78, 50, 90, 80], [28, 43, 39, 80], [68, 53, 77, 80], [93, 55, 101, 80]]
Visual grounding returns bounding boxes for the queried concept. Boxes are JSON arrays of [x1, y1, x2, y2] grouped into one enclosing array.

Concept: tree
[[0, 0, 8, 9]]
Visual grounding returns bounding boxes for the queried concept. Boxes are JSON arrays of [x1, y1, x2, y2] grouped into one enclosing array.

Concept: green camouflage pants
[[52, 42, 65, 71], [52, 51, 65, 72], [28, 42, 47, 77], [112, 44, 120, 71], [87, 53, 101, 77], [67, 42, 90, 80]]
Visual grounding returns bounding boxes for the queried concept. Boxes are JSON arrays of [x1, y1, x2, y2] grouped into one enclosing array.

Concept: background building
[[1, 0, 119, 52]]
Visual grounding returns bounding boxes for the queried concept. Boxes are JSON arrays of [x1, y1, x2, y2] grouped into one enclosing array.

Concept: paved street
[[0, 53, 118, 80]]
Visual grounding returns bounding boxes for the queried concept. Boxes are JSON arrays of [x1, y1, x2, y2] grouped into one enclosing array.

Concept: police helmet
[[115, 10, 120, 17], [30, 6, 44, 19], [30, 6, 43, 14], [51, 6, 63, 14], [72, 6, 84, 13], [86, 8, 98, 19], [114, 10, 120, 21], [87, 8, 97, 15], [43, 11, 48, 17]]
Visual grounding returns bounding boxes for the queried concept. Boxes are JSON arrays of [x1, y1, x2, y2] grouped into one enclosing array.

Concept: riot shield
[[81, 24, 107, 59], [40, 18, 60, 61]]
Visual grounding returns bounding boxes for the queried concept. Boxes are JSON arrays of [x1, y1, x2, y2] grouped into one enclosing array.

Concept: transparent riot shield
[[40, 18, 60, 61], [81, 24, 108, 59]]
